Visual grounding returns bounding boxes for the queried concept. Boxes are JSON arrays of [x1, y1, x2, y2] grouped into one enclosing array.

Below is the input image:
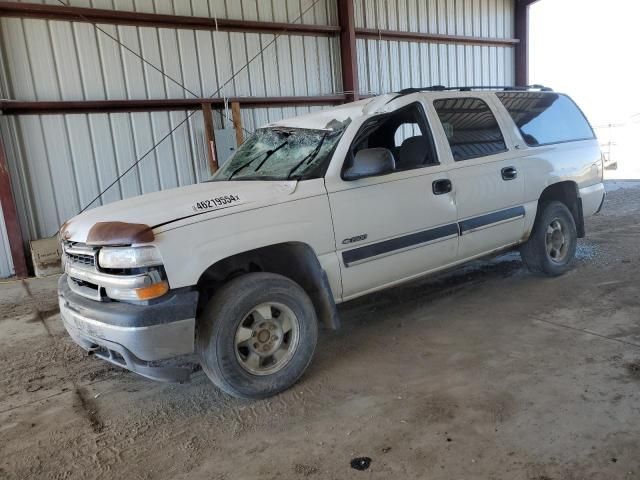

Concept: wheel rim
[[234, 302, 300, 376], [545, 217, 569, 263]]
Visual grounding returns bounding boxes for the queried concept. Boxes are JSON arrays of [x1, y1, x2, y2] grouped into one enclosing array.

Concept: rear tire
[[197, 272, 318, 399], [520, 201, 577, 276]]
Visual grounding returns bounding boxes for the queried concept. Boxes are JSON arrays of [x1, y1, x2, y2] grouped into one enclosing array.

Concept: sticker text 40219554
[[192, 195, 241, 212]]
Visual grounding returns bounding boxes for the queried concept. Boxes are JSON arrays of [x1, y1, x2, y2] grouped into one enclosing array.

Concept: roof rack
[[396, 84, 553, 95]]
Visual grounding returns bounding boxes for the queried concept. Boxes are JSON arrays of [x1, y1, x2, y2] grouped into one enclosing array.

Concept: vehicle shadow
[[308, 251, 526, 375]]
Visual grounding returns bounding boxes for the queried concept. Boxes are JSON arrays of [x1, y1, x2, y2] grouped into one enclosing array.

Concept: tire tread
[[197, 272, 318, 399]]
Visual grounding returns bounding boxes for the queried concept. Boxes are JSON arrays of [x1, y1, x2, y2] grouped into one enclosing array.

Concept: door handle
[[501, 166, 517, 181], [432, 179, 452, 195]]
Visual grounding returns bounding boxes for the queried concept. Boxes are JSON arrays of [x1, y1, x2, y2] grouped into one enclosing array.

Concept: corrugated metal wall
[[0, 200, 14, 278], [0, 0, 341, 241], [354, 0, 514, 94], [0, 0, 516, 275]]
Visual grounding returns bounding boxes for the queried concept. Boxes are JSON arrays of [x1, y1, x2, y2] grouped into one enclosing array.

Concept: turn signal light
[[134, 281, 169, 300]]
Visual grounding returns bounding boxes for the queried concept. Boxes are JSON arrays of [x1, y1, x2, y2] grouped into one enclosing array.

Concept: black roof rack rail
[[396, 84, 553, 95]]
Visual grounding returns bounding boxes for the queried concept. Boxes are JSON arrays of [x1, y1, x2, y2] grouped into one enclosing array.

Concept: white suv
[[58, 87, 605, 398]]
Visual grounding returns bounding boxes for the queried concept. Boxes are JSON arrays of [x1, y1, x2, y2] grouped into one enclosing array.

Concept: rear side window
[[433, 98, 507, 161], [496, 92, 594, 147]]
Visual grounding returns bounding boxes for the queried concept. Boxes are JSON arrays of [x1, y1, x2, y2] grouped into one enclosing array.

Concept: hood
[[61, 180, 298, 244]]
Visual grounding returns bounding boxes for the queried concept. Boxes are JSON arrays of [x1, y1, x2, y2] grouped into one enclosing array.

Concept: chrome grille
[[62, 242, 99, 268], [65, 251, 95, 267], [62, 242, 103, 300]]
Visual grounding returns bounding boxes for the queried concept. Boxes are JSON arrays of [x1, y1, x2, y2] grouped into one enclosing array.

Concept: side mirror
[[343, 148, 395, 181]]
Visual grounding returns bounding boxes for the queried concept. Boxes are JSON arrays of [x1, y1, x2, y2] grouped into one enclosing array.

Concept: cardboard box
[[30, 237, 62, 277]]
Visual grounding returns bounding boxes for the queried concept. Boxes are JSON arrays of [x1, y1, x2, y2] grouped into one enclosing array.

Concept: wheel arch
[[536, 181, 585, 238], [196, 242, 340, 330]]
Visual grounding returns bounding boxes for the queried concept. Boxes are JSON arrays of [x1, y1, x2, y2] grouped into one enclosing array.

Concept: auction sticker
[[192, 194, 241, 212]]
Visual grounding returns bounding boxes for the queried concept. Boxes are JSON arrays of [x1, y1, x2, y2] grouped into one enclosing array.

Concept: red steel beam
[[356, 28, 519, 47], [337, 0, 359, 102], [0, 95, 348, 116], [0, 1, 341, 36], [0, 137, 28, 278], [515, 0, 540, 85]]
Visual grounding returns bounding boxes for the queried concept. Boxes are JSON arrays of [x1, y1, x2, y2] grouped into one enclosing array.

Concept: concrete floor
[[1, 182, 640, 480]]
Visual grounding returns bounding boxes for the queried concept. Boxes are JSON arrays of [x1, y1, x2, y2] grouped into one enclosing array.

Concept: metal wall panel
[[355, 0, 515, 93], [354, 0, 513, 37], [0, 1, 341, 242]]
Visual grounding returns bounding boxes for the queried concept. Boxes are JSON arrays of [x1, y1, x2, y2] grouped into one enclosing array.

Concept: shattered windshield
[[212, 125, 346, 181]]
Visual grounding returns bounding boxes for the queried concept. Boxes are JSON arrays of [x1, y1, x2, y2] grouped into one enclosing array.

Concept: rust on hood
[[59, 220, 74, 241], [85, 221, 154, 246]]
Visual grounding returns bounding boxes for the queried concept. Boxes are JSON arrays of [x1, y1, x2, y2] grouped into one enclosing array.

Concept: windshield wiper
[[287, 133, 328, 180], [253, 140, 289, 172], [228, 140, 288, 180]]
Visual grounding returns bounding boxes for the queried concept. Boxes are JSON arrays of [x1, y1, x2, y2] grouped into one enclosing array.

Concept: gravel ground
[[1, 182, 640, 479]]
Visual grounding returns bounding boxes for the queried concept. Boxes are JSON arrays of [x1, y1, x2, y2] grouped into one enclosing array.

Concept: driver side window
[[346, 103, 439, 175]]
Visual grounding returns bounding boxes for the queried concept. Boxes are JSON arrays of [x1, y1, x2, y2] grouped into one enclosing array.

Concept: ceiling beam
[[0, 1, 520, 48], [0, 95, 349, 116], [0, 1, 341, 37], [355, 28, 519, 47]]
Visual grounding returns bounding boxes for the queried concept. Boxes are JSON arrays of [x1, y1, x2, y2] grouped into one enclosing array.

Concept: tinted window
[[433, 98, 507, 161], [496, 92, 594, 146]]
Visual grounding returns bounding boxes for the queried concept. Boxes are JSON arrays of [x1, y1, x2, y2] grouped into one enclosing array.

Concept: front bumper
[[58, 274, 198, 382]]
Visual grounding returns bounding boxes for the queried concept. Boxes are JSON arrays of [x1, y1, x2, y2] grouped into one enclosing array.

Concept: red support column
[[337, 0, 359, 102], [0, 137, 28, 278], [515, 0, 539, 86]]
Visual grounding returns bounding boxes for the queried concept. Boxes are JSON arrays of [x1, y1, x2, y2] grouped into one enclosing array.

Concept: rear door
[[430, 95, 526, 260]]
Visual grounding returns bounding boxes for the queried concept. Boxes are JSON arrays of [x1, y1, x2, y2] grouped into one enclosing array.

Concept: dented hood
[[61, 180, 299, 244]]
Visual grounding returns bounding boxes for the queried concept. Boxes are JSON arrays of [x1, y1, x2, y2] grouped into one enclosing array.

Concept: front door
[[431, 95, 526, 260], [325, 100, 458, 300]]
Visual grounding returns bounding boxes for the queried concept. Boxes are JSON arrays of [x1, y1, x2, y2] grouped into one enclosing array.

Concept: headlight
[[98, 246, 163, 269]]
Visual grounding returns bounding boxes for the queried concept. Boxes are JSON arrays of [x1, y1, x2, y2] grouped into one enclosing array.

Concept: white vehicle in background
[[58, 86, 605, 399]]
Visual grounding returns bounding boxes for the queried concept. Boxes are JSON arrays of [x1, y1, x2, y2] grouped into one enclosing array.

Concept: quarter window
[[496, 92, 595, 146], [433, 98, 508, 161]]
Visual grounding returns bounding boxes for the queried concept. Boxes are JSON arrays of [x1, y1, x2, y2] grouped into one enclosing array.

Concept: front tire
[[197, 273, 318, 399], [520, 201, 577, 276]]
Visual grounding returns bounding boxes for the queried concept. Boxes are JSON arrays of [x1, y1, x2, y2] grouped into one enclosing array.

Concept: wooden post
[[0, 136, 28, 278], [201, 102, 218, 174], [231, 101, 244, 146]]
